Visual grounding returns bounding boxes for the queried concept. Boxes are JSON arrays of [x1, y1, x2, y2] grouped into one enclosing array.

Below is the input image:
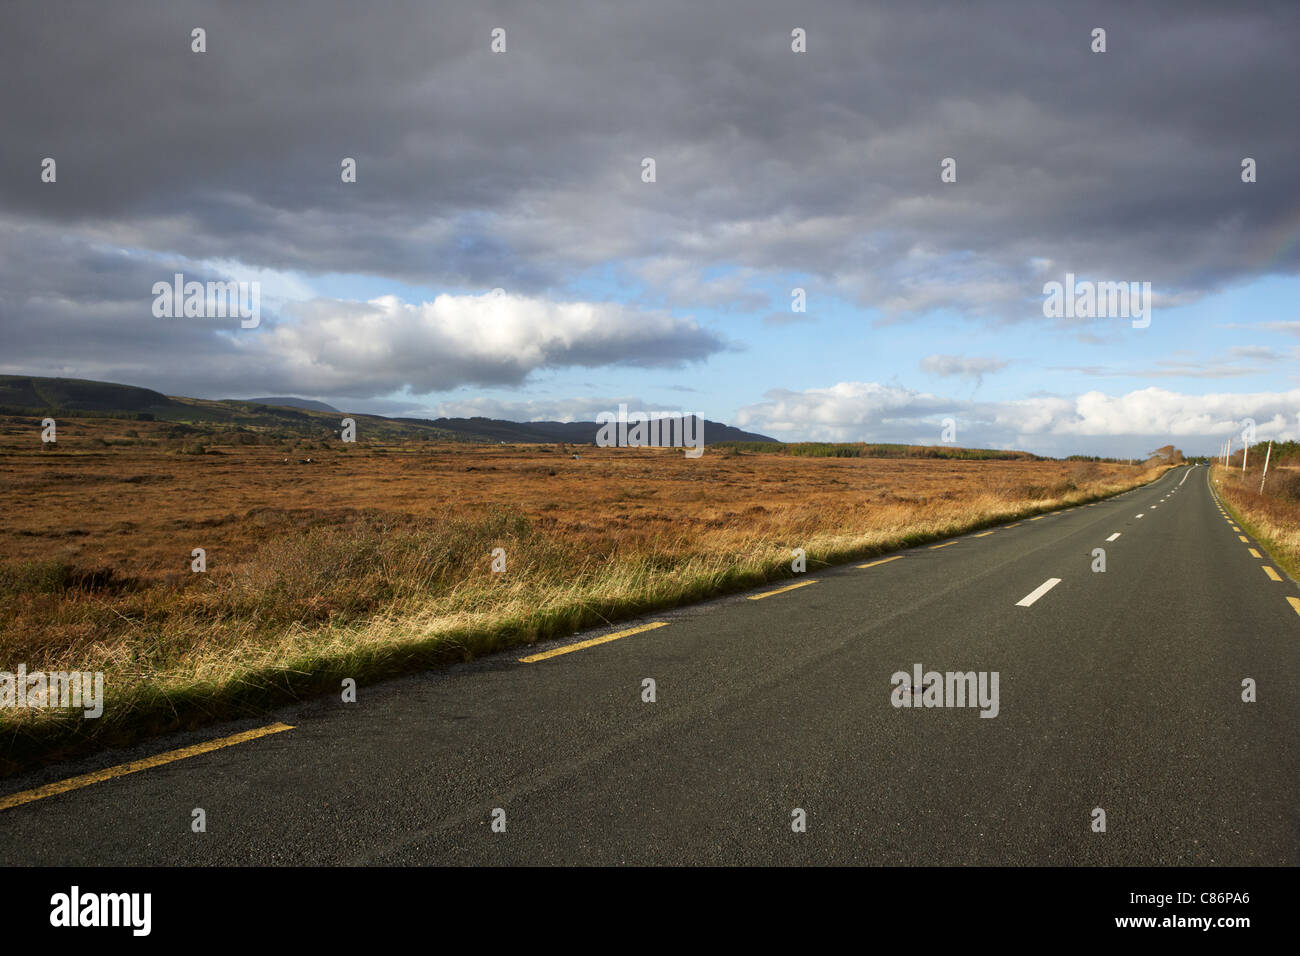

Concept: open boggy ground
[[0, 421, 1168, 764]]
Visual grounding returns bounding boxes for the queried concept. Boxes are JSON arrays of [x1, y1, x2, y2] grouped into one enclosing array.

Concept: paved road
[[2, 463, 1297, 865]]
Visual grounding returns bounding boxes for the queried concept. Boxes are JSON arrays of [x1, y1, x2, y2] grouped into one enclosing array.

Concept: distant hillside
[[243, 397, 342, 413], [0, 375, 178, 414], [0, 374, 777, 444], [0, 375, 454, 438], [405, 416, 778, 445]]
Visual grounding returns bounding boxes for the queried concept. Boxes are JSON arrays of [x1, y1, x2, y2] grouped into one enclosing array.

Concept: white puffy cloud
[[736, 382, 950, 439], [738, 381, 1300, 455], [243, 291, 725, 396], [999, 387, 1300, 439]]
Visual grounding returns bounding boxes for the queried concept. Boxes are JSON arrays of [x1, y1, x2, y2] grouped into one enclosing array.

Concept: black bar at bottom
[[4, 865, 1283, 941]]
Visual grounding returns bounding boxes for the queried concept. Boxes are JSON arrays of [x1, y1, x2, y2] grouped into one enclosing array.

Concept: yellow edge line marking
[[1003, 523, 1021, 528], [1263, 566, 1282, 582], [972, 531, 995, 538], [0, 722, 295, 813], [1288, 597, 1300, 618], [858, 555, 903, 569], [1239, 535, 1249, 542], [1249, 548, 1262, 558], [520, 621, 669, 662], [929, 541, 957, 550], [747, 579, 818, 601], [1232, 526, 1241, 532], [1028, 515, 1046, 521]]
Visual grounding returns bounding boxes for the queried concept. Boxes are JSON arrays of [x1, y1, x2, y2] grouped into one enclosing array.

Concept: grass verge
[[1210, 464, 1300, 584]]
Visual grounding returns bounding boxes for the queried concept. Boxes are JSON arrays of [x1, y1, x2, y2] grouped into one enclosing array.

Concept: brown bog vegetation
[[0, 414, 1171, 769], [1214, 446, 1300, 581]]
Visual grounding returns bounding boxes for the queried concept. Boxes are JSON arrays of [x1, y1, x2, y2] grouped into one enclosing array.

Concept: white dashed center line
[[1016, 578, 1062, 607]]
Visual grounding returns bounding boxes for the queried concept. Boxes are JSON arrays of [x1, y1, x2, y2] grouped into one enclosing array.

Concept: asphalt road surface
[[3, 463, 1297, 865]]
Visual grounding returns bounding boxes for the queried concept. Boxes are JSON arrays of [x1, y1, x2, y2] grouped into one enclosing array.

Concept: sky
[[2, 0, 1298, 457]]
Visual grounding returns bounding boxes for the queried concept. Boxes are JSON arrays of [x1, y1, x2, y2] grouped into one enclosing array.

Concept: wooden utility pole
[[1260, 441, 1273, 494]]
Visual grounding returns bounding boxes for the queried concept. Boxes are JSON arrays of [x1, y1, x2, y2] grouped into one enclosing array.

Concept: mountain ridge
[[241, 396, 342, 413], [0, 374, 778, 444]]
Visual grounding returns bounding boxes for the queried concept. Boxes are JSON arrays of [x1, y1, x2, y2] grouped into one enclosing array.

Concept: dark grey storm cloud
[[1, 0, 1297, 398]]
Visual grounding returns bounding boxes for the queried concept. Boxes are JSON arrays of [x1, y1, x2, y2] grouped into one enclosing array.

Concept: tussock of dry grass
[[0, 434, 1170, 770]]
